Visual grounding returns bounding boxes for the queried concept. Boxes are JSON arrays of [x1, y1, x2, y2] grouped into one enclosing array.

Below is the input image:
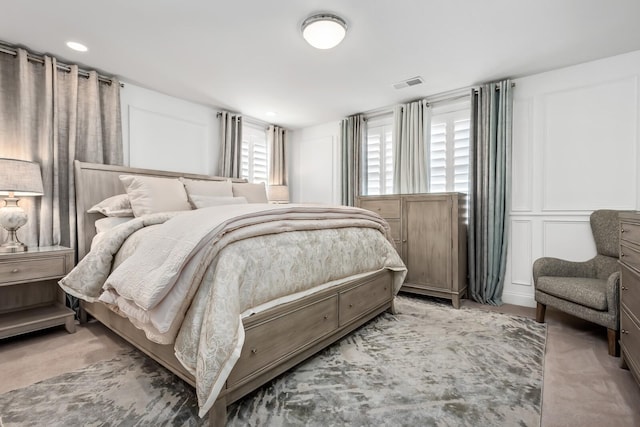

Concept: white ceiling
[[2, 0, 640, 129]]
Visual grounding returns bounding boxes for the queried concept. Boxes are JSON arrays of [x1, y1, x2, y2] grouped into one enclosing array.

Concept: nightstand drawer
[[0, 257, 67, 284]]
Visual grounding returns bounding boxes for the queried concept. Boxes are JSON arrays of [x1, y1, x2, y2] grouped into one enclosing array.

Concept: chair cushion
[[536, 276, 608, 311]]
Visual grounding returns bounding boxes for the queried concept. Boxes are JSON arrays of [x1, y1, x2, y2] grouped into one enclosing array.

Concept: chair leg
[[536, 302, 546, 323], [607, 328, 620, 357]]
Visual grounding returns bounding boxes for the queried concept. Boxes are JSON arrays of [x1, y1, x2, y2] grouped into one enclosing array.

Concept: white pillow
[[191, 195, 248, 209], [232, 182, 269, 203], [119, 175, 192, 217], [180, 178, 233, 197], [87, 194, 133, 217], [95, 216, 133, 234]]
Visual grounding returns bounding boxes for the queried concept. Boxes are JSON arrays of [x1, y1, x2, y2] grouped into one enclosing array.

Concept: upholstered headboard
[[73, 160, 245, 261]]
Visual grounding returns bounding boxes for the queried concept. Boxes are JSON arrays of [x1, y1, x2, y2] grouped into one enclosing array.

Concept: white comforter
[[60, 203, 407, 416]]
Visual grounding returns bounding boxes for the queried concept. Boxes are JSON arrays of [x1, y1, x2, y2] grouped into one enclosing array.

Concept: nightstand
[[0, 246, 76, 339]]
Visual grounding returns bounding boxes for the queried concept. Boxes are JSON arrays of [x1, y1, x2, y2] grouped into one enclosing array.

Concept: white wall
[[120, 83, 219, 175], [504, 50, 640, 307], [288, 122, 341, 205]]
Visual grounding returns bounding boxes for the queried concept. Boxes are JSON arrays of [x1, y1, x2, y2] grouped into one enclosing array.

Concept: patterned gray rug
[[0, 296, 546, 427]]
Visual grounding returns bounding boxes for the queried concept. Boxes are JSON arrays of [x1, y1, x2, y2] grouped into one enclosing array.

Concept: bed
[[62, 160, 407, 424]]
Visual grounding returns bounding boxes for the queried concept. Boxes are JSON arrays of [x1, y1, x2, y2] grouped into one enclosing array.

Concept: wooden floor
[[1, 297, 639, 427]]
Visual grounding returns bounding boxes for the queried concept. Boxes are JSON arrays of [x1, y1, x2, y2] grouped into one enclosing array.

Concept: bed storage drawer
[[227, 295, 338, 386], [339, 273, 392, 326]]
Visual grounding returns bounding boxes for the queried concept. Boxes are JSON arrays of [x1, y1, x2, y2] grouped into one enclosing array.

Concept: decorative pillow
[[180, 178, 233, 197], [95, 217, 133, 234], [191, 195, 248, 209], [119, 175, 192, 217], [87, 194, 133, 217], [232, 182, 269, 203]]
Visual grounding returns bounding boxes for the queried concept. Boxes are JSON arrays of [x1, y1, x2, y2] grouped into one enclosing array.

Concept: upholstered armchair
[[533, 210, 621, 356]]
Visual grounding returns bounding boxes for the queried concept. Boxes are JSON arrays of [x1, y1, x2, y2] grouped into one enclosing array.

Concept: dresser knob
[[622, 286, 627, 291], [621, 228, 626, 233], [349, 303, 354, 308], [11, 268, 19, 273], [323, 314, 329, 320], [621, 329, 629, 335], [251, 348, 258, 354], [621, 253, 626, 257]]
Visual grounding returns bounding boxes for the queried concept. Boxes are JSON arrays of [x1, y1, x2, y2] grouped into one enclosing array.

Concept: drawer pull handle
[[323, 314, 329, 320], [621, 329, 629, 335], [11, 268, 19, 273], [349, 303, 354, 308], [621, 286, 627, 291], [621, 228, 625, 233], [621, 253, 625, 257], [251, 348, 258, 354]]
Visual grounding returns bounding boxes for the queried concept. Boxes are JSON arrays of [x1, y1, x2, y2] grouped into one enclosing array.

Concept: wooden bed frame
[[73, 160, 397, 425]]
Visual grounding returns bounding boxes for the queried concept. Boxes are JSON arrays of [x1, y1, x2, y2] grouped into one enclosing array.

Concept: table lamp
[[267, 185, 289, 204], [0, 158, 44, 253]]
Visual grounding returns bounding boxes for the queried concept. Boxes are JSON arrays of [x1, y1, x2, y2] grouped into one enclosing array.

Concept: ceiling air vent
[[393, 76, 424, 90]]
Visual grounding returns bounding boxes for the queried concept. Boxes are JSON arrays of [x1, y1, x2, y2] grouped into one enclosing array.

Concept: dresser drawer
[[0, 257, 67, 285], [621, 265, 640, 315], [621, 310, 640, 370], [621, 221, 640, 246], [339, 272, 392, 326], [621, 243, 640, 273], [227, 295, 338, 386], [359, 199, 401, 219]]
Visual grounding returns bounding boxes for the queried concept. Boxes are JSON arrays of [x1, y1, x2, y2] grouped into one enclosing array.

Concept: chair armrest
[[532, 257, 596, 284], [605, 271, 620, 326]]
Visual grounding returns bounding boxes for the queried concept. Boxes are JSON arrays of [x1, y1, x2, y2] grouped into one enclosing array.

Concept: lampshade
[[268, 185, 290, 203], [0, 158, 44, 253], [301, 14, 347, 50], [0, 158, 44, 196]]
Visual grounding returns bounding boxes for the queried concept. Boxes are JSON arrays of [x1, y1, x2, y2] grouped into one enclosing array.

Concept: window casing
[[241, 122, 268, 184]]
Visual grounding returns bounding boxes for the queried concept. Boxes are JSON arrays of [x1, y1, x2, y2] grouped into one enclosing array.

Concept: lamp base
[[0, 240, 28, 253]]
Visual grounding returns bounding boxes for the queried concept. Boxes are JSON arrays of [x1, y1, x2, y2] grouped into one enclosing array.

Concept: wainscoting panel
[[510, 220, 533, 287], [294, 136, 338, 205], [128, 106, 208, 174], [543, 220, 595, 262], [512, 98, 533, 212], [541, 77, 637, 211]]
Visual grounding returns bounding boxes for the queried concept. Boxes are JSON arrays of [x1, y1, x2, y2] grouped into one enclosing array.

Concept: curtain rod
[[0, 44, 123, 87]]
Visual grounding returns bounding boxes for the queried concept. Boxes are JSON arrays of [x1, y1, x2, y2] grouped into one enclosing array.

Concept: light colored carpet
[[0, 296, 546, 426]]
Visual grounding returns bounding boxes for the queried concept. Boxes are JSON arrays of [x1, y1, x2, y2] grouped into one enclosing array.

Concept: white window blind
[[241, 123, 268, 184], [429, 102, 471, 194], [364, 114, 394, 195]]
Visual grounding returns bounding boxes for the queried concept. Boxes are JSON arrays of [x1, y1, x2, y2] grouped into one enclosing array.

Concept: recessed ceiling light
[[66, 41, 88, 52], [301, 14, 347, 50], [265, 111, 277, 117]]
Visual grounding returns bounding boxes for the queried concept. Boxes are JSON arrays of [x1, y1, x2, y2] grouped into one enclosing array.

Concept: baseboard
[[501, 291, 536, 308]]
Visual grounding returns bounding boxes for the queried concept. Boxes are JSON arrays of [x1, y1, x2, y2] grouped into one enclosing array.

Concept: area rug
[[0, 296, 546, 427]]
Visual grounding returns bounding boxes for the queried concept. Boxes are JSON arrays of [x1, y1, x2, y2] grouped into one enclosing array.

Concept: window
[[363, 114, 394, 195], [241, 122, 268, 184], [359, 98, 470, 197], [429, 102, 471, 194]]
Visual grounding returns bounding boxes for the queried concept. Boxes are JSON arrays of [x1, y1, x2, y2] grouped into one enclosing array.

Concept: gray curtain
[[0, 48, 123, 250], [218, 111, 243, 178], [268, 125, 287, 185], [340, 114, 364, 206], [468, 79, 513, 305], [393, 100, 428, 194]]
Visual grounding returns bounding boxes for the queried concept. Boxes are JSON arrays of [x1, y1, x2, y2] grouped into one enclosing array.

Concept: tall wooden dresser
[[357, 193, 467, 308], [618, 212, 640, 386]]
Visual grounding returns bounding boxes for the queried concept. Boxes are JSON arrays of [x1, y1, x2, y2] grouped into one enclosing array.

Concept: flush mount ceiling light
[[66, 41, 88, 52], [301, 14, 347, 50]]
